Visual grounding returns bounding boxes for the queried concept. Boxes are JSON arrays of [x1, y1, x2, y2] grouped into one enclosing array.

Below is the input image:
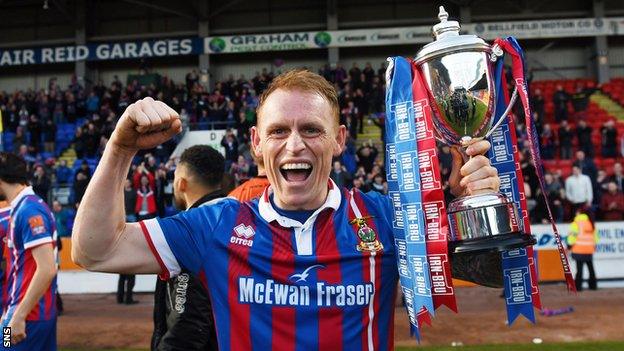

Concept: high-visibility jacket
[[567, 213, 599, 255]]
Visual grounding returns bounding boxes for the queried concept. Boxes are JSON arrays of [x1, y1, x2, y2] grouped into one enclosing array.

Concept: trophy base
[[448, 231, 537, 255], [449, 233, 536, 288]]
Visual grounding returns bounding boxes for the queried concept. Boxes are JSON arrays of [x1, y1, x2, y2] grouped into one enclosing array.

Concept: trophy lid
[[414, 6, 490, 65]]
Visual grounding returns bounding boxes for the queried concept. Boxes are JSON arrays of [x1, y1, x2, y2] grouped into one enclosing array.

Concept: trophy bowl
[[414, 7, 535, 256], [419, 50, 495, 146]]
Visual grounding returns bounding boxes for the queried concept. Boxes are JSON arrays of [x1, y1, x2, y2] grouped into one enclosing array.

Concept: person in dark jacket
[[553, 84, 570, 122], [576, 120, 594, 158], [151, 145, 225, 351]]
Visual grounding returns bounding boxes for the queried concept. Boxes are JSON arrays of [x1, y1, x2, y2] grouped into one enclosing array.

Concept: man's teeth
[[281, 163, 312, 170]]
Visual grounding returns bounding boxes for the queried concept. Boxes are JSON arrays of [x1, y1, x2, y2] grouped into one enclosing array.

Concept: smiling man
[[72, 70, 498, 351]]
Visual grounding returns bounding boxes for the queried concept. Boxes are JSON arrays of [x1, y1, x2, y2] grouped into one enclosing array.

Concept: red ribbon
[[411, 62, 458, 324]]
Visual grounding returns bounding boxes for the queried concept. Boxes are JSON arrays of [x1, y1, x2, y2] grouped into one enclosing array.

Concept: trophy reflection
[[414, 6, 535, 262]]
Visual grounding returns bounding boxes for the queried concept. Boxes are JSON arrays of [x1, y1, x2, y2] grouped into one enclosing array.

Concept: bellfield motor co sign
[[464, 17, 624, 39]]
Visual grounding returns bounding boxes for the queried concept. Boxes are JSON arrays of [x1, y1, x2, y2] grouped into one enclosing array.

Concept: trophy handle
[[483, 87, 518, 140]]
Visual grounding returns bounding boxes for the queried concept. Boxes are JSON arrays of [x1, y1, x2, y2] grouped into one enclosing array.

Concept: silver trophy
[[414, 6, 535, 260]]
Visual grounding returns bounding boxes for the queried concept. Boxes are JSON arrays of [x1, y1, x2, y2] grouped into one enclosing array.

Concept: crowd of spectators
[[2, 61, 624, 224]]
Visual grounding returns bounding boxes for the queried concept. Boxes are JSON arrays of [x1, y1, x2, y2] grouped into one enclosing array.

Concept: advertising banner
[[203, 26, 432, 54], [2, 16, 624, 66], [464, 17, 624, 39], [0, 37, 202, 67], [532, 222, 624, 280]]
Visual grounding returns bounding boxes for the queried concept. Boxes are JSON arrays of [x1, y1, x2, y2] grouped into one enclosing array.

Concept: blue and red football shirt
[[3, 187, 57, 325], [141, 180, 399, 351], [0, 205, 9, 309]]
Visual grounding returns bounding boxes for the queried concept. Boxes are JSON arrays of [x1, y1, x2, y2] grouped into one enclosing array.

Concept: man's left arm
[[8, 243, 56, 345]]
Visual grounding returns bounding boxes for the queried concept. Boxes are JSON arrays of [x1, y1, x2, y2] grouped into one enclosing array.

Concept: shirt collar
[[258, 179, 341, 228], [10, 186, 35, 208], [190, 189, 226, 209]]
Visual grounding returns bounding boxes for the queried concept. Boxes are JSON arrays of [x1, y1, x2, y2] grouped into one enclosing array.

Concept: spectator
[[553, 84, 570, 122], [86, 91, 100, 115], [576, 120, 594, 157], [531, 88, 545, 121], [55, 159, 72, 185], [601, 120, 618, 158], [229, 155, 250, 186], [52, 200, 72, 237], [342, 101, 359, 138], [154, 167, 170, 217], [557, 120, 574, 159], [349, 63, 361, 86], [356, 142, 378, 173], [571, 83, 589, 114], [73, 172, 89, 205], [334, 63, 347, 86], [75, 160, 92, 180], [32, 164, 51, 201], [135, 174, 157, 220], [565, 165, 593, 216], [599, 182, 624, 221], [609, 163, 624, 191], [132, 161, 155, 190], [330, 160, 352, 189], [540, 123, 555, 159], [573, 150, 597, 183], [542, 172, 565, 223], [27, 114, 42, 151], [371, 174, 386, 194], [73, 127, 86, 160], [596, 169, 610, 195], [221, 129, 239, 169], [43, 119, 57, 154]]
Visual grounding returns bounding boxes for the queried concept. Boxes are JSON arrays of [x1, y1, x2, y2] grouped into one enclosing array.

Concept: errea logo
[[230, 224, 255, 247]]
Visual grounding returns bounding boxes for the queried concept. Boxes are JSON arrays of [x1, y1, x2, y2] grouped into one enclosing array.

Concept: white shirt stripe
[[23, 237, 54, 250], [349, 191, 376, 351], [143, 218, 181, 278]]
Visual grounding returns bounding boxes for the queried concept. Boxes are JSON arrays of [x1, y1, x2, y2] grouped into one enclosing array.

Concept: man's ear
[[333, 125, 347, 157], [250, 126, 262, 158], [178, 177, 187, 193]]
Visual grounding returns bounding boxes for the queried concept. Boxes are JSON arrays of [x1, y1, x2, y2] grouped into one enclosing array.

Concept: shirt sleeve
[[139, 199, 235, 279], [16, 204, 55, 250]]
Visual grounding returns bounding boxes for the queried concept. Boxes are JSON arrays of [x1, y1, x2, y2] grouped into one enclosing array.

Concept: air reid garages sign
[[0, 37, 202, 67], [204, 26, 432, 54]]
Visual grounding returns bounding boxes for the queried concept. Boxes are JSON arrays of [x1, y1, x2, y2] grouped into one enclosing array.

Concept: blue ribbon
[[385, 56, 434, 338], [487, 52, 536, 325]]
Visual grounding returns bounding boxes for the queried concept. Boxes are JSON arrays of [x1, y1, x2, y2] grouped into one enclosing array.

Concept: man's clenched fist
[[110, 97, 182, 154]]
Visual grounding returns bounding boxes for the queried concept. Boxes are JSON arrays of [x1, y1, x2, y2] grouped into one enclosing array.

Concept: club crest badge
[[350, 216, 384, 253]]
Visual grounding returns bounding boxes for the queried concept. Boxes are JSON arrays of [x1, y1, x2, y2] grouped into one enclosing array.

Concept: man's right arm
[[72, 97, 182, 274]]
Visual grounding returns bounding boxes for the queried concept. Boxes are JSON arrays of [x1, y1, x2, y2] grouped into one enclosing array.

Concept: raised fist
[[110, 97, 182, 154]]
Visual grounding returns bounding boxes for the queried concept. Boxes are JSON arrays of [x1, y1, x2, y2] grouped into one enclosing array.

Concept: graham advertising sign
[[203, 27, 432, 54]]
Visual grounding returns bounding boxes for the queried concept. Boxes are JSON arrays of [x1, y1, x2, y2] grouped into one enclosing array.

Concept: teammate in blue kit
[[0, 198, 10, 310], [72, 70, 498, 350], [0, 153, 58, 350]]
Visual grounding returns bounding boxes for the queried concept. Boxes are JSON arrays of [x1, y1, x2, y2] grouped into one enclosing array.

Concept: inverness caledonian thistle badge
[[350, 216, 384, 253]]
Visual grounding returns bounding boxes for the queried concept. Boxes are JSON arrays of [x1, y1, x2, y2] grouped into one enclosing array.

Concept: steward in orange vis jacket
[[567, 211, 599, 291]]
